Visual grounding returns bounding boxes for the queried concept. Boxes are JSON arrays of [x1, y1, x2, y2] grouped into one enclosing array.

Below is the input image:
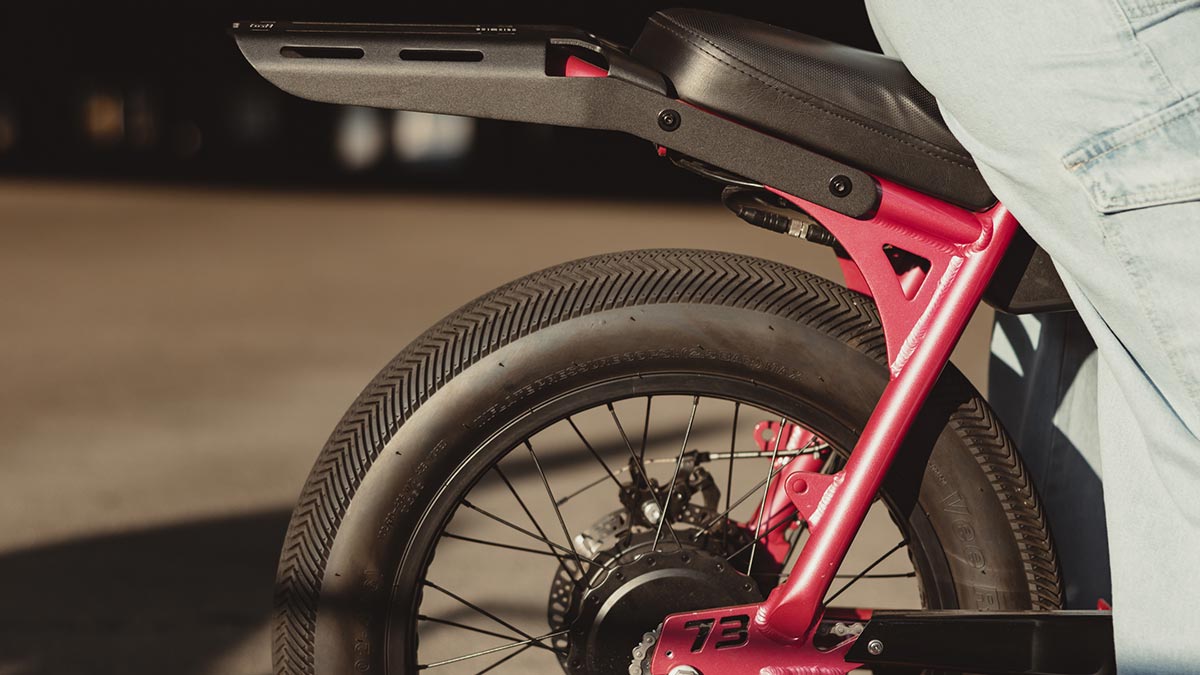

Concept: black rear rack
[[232, 20, 879, 218]]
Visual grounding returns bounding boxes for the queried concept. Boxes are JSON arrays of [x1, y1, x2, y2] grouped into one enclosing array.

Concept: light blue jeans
[[865, 2, 1200, 672]]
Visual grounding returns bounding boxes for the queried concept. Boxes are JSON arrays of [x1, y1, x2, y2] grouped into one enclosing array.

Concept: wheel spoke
[[653, 396, 698, 551], [833, 572, 915, 580], [724, 511, 798, 561], [473, 644, 533, 675], [760, 570, 915, 582], [418, 629, 568, 670], [423, 580, 556, 651], [494, 466, 579, 577], [723, 401, 740, 551], [441, 532, 562, 559], [639, 396, 653, 463], [553, 472, 611, 507], [606, 402, 668, 532], [823, 539, 908, 605], [566, 416, 623, 493], [460, 500, 599, 566], [747, 417, 786, 575], [525, 441, 587, 575], [418, 615, 557, 653], [690, 463, 789, 539]]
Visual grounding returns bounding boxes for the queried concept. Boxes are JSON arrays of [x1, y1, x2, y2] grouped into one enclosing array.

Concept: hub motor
[[553, 534, 762, 675], [548, 452, 776, 675]]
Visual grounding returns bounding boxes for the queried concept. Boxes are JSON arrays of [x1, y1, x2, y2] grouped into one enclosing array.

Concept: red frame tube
[[650, 177, 1020, 674]]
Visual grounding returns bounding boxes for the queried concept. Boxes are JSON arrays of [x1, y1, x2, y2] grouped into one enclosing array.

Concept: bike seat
[[633, 9, 996, 210]]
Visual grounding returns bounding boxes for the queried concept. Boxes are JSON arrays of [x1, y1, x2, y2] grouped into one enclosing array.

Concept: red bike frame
[[232, 22, 1113, 674], [650, 176, 1021, 674]]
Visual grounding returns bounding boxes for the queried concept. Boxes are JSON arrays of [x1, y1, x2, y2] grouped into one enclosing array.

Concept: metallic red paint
[[563, 54, 608, 78], [651, 177, 1020, 674]]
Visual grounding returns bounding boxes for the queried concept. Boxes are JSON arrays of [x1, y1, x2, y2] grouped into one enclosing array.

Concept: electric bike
[[233, 10, 1114, 674]]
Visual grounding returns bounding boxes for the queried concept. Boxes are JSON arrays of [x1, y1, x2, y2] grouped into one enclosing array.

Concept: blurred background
[[0, 3, 994, 674], [0, 2, 881, 191]]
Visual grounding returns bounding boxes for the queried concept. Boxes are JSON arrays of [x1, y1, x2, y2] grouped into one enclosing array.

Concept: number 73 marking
[[683, 614, 750, 652]]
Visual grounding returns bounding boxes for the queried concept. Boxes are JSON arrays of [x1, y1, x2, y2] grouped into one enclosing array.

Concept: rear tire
[[271, 249, 1062, 674]]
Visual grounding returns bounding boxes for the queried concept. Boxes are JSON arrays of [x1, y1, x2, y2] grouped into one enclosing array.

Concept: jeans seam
[[1109, 0, 1187, 101], [1119, 0, 1192, 19], [1064, 95, 1200, 171], [1095, 182, 1200, 209], [1098, 219, 1200, 424]]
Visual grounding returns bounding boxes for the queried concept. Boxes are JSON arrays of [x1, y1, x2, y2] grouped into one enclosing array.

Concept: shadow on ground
[[0, 510, 291, 675]]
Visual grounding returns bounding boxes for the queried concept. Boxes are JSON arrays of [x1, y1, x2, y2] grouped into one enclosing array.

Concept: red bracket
[[770, 178, 994, 377], [784, 470, 843, 531], [651, 604, 861, 675]]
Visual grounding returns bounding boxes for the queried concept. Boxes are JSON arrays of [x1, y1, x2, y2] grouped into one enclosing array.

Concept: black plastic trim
[[846, 610, 1114, 675], [983, 228, 1074, 314], [232, 20, 880, 218]]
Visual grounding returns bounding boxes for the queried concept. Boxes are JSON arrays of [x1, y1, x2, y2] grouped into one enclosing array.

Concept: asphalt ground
[[0, 181, 993, 674]]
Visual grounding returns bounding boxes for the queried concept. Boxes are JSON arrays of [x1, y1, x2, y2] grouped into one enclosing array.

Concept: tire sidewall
[[308, 303, 1035, 673]]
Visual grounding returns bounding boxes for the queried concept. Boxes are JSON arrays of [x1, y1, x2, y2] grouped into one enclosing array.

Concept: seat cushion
[[632, 9, 996, 210]]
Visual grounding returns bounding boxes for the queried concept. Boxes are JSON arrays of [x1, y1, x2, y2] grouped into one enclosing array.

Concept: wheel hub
[[548, 456, 777, 675], [560, 544, 761, 675]]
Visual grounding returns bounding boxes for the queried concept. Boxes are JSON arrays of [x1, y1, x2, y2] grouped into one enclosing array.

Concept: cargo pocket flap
[[1063, 91, 1200, 214]]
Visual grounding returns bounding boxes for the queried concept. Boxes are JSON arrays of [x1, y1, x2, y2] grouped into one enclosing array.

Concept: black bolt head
[[657, 109, 681, 132], [829, 174, 853, 197]]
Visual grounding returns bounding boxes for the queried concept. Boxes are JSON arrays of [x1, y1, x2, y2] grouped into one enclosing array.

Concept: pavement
[[0, 180, 993, 674]]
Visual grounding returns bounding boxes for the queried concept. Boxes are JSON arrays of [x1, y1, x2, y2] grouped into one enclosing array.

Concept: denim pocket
[[1062, 90, 1200, 213], [1114, 0, 1196, 20]]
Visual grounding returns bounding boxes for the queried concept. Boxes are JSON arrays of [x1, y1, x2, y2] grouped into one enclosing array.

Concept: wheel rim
[[389, 373, 952, 674]]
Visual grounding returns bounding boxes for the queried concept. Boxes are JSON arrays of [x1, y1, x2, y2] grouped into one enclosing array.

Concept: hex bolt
[[867, 639, 885, 656], [668, 666, 702, 675], [829, 174, 853, 197], [657, 109, 682, 132], [641, 500, 663, 524]]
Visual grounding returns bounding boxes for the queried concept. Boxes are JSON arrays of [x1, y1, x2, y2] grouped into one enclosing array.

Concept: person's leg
[[866, 2, 1200, 672]]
